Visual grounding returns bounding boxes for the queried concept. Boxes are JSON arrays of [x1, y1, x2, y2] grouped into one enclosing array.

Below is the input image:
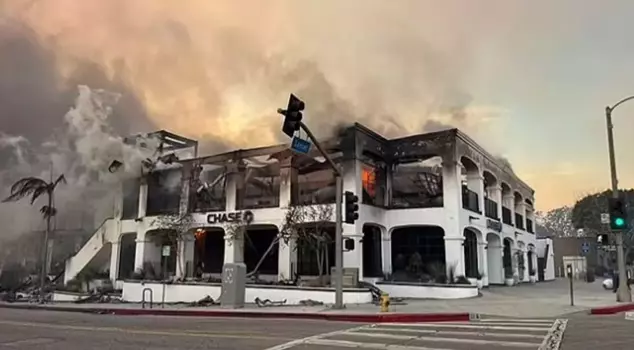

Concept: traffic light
[[277, 93, 305, 138], [597, 233, 609, 245], [344, 238, 355, 251], [608, 197, 628, 231], [344, 191, 359, 224]]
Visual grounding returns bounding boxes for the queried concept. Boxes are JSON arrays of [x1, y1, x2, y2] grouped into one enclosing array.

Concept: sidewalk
[[0, 301, 472, 323], [0, 279, 627, 321]]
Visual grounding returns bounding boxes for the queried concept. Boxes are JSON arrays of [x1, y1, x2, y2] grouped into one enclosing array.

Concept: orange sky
[[3, 0, 634, 211]]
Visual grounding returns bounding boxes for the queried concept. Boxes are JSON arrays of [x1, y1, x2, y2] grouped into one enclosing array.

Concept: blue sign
[[291, 136, 311, 154], [581, 242, 590, 255]]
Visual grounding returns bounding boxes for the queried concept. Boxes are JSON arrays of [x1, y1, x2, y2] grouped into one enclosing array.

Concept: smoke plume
[[0, 0, 520, 244]]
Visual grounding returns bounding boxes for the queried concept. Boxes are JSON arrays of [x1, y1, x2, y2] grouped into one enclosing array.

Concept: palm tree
[[2, 173, 66, 299]]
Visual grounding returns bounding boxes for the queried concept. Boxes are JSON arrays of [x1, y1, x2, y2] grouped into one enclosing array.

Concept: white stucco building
[[64, 124, 545, 291]]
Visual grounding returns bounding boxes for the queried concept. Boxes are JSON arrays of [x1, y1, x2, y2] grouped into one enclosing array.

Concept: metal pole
[[605, 106, 631, 302], [569, 268, 574, 306], [297, 122, 345, 309], [298, 122, 342, 177], [334, 176, 344, 309]]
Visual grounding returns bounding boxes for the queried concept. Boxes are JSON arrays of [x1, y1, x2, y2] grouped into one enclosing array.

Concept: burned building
[[64, 124, 543, 288]]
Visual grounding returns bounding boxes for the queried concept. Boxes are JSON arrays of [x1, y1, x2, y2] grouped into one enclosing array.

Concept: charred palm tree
[[2, 174, 66, 299]]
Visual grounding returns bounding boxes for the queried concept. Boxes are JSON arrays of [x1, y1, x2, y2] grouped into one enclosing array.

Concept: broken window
[[237, 158, 281, 209], [391, 157, 443, 209], [293, 168, 336, 205], [192, 165, 227, 212], [121, 178, 140, 219], [146, 168, 182, 216], [360, 155, 387, 207]]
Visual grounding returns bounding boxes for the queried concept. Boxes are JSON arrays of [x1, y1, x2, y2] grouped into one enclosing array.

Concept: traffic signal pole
[[296, 121, 345, 309], [605, 105, 631, 302]]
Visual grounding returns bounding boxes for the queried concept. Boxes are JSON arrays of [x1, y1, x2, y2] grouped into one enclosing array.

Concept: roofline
[[455, 130, 534, 196]]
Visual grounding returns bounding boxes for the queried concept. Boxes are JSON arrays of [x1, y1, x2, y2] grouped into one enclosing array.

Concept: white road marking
[[365, 326, 546, 339], [266, 318, 565, 350], [538, 319, 568, 350], [341, 330, 542, 348], [304, 338, 452, 350], [480, 318, 556, 323], [378, 322, 552, 331], [263, 325, 366, 350]]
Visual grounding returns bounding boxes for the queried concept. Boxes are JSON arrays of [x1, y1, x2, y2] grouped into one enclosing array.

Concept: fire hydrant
[[379, 293, 390, 313]]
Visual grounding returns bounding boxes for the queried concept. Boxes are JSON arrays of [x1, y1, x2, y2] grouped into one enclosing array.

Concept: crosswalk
[[266, 318, 568, 350]]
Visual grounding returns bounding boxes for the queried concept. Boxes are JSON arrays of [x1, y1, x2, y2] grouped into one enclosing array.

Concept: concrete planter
[[529, 275, 537, 283], [504, 278, 514, 286]]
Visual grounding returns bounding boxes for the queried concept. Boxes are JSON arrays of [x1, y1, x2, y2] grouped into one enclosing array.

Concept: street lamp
[[605, 96, 634, 302]]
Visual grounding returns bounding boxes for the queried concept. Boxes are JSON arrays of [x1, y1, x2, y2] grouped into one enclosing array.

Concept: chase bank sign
[[207, 210, 254, 225]]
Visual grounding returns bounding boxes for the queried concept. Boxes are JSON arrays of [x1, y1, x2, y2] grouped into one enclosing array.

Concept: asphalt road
[[561, 313, 634, 350], [0, 308, 362, 350]]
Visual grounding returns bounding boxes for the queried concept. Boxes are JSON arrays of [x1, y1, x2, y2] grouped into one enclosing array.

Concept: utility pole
[[605, 103, 632, 302], [277, 95, 345, 309]]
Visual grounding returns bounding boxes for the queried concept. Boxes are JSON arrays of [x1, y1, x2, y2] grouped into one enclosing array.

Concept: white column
[[223, 164, 244, 264], [467, 173, 485, 214], [442, 160, 462, 237], [138, 181, 148, 218], [523, 250, 529, 282], [113, 182, 124, 219], [479, 241, 489, 286], [176, 233, 195, 279], [382, 229, 392, 277], [277, 236, 296, 281], [277, 157, 297, 280], [134, 230, 149, 272], [109, 241, 120, 282], [444, 237, 465, 276]]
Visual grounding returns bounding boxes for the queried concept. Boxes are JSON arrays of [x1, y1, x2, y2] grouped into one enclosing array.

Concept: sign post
[[290, 136, 311, 154], [601, 213, 610, 224], [581, 242, 590, 256], [567, 264, 574, 306], [161, 245, 171, 308]]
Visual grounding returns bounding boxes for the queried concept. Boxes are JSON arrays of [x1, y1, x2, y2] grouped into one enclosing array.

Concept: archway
[[244, 225, 279, 277], [503, 238, 514, 280], [501, 182, 513, 225], [391, 226, 445, 282], [460, 156, 481, 212], [514, 191, 524, 230], [363, 224, 383, 278], [486, 233, 503, 284], [483, 171, 499, 220], [463, 228, 479, 278], [117, 233, 137, 280], [193, 227, 225, 277]]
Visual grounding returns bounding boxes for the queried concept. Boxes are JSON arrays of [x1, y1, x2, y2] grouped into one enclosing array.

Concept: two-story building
[[64, 124, 542, 291]]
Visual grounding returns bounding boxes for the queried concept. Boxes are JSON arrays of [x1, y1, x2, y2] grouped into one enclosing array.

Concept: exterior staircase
[[63, 218, 116, 284]]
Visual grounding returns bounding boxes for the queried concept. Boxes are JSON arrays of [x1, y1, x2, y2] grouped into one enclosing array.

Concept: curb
[[590, 303, 634, 315], [0, 303, 472, 323]]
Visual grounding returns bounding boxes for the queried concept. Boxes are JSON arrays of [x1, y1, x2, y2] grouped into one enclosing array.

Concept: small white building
[[64, 125, 545, 295]]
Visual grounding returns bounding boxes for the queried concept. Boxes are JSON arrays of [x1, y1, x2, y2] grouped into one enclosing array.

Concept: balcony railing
[[526, 219, 534, 233], [515, 213, 525, 230], [502, 207, 512, 225], [462, 188, 480, 213], [484, 198, 499, 220]]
